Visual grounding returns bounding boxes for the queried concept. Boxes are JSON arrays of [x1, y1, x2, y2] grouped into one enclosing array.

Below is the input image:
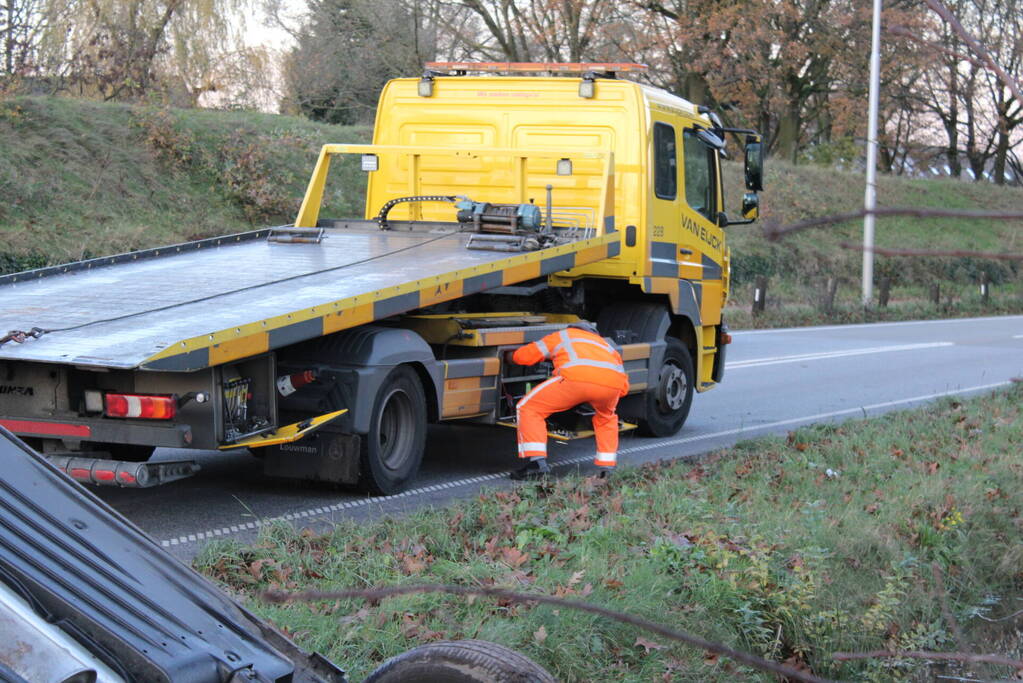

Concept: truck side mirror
[[744, 135, 764, 191], [741, 192, 759, 220]]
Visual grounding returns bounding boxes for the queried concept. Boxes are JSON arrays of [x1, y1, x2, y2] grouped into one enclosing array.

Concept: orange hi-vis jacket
[[512, 327, 629, 395]]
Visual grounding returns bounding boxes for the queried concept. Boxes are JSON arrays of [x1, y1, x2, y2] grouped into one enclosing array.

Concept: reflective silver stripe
[[563, 359, 625, 373], [571, 337, 616, 354], [516, 376, 563, 411], [534, 339, 550, 357], [595, 452, 617, 464], [553, 329, 577, 361], [554, 330, 618, 367], [518, 442, 547, 453]]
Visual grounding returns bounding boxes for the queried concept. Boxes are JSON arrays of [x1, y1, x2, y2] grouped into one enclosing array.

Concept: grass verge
[[196, 384, 1023, 681]]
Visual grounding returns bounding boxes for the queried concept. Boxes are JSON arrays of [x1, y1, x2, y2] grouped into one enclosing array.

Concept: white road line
[[617, 380, 1011, 455], [727, 342, 953, 369], [732, 314, 1023, 335], [159, 380, 1012, 548]]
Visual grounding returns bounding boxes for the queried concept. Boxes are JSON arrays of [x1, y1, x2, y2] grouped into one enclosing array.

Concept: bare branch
[[885, 25, 986, 70], [838, 243, 1023, 261], [975, 608, 1023, 623], [764, 207, 1023, 240], [833, 650, 1023, 670], [923, 0, 1023, 102], [264, 584, 833, 683]]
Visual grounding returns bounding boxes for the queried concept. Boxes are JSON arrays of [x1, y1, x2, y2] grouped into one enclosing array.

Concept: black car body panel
[[0, 426, 346, 683]]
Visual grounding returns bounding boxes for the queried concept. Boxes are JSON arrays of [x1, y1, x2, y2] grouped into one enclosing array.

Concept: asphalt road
[[94, 314, 1023, 562]]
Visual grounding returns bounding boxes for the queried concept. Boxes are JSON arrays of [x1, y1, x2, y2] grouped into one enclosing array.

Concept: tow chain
[[0, 327, 47, 347]]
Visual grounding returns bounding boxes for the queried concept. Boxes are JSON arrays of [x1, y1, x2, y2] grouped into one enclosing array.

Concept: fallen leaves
[[685, 465, 706, 483], [499, 545, 530, 568], [635, 636, 669, 654], [394, 539, 435, 576]]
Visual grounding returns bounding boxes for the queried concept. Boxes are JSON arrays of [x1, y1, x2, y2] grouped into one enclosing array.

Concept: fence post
[[823, 277, 839, 313], [980, 272, 990, 304], [930, 283, 941, 306], [878, 277, 891, 308], [752, 276, 768, 316]]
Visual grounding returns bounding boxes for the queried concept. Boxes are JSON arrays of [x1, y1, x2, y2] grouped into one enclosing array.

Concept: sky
[[243, 1, 304, 52]]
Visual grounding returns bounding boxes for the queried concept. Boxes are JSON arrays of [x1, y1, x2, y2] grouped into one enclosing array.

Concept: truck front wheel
[[638, 337, 694, 437], [359, 365, 426, 495]]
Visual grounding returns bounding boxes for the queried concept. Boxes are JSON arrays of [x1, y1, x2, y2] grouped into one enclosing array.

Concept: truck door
[[680, 127, 725, 328], [649, 119, 680, 279]]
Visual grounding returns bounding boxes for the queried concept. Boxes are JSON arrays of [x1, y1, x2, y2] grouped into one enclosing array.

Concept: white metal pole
[[863, 0, 882, 306]]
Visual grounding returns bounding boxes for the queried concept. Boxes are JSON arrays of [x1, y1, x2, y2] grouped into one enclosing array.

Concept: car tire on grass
[[364, 639, 555, 683]]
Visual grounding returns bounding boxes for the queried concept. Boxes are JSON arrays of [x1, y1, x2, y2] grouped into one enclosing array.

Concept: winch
[[455, 199, 542, 234]]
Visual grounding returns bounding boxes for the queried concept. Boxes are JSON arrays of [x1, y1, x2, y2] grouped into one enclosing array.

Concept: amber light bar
[[425, 62, 648, 74]]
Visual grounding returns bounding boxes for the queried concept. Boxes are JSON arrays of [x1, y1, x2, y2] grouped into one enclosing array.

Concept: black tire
[[87, 442, 155, 462], [364, 639, 555, 683], [638, 337, 694, 437], [358, 365, 427, 495]]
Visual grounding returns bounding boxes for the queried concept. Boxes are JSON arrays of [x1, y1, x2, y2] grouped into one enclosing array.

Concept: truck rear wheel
[[639, 337, 694, 436], [364, 639, 555, 683], [359, 365, 426, 495]]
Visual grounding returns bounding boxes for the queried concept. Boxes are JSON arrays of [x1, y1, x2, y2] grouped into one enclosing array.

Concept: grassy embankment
[[197, 385, 1023, 681], [0, 96, 370, 271], [1, 95, 1021, 325], [720, 162, 1023, 327]]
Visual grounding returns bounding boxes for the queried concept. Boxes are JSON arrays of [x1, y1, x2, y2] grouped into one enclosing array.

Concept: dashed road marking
[[160, 380, 1011, 548]]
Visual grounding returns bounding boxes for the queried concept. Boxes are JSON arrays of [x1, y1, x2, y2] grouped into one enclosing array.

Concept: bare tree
[[1, 0, 45, 86], [36, 0, 251, 102]]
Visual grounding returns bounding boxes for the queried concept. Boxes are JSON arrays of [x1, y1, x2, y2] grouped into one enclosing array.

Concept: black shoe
[[510, 460, 551, 480], [596, 469, 612, 480]]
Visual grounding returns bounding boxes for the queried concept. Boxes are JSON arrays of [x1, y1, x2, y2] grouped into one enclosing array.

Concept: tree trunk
[[993, 109, 1010, 185], [775, 100, 800, 164], [682, 72, 708, 108], [945, 53, 961, 177]]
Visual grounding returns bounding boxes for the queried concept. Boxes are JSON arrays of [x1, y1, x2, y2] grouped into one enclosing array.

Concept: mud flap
[[263, 431, 362, 485], [217, 409, 348, 450]]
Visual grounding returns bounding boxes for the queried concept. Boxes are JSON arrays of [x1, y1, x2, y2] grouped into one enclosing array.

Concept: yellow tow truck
[[0, 62, 763, 494]]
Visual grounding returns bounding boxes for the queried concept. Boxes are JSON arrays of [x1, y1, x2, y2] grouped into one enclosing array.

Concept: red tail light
[[104, 393, 177, 420]]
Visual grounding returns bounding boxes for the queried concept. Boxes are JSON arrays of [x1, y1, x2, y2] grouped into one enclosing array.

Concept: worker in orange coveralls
[[508, 321, 629, 480]]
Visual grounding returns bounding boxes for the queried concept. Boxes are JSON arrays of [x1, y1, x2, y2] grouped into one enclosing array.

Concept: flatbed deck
[[0, 222, 620, 371]]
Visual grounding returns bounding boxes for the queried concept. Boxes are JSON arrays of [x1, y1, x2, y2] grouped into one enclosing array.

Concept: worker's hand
[[503, 349, 518, 365]]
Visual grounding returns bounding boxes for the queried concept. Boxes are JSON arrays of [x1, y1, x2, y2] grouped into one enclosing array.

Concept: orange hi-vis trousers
[[516, 375, 621, 468]]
